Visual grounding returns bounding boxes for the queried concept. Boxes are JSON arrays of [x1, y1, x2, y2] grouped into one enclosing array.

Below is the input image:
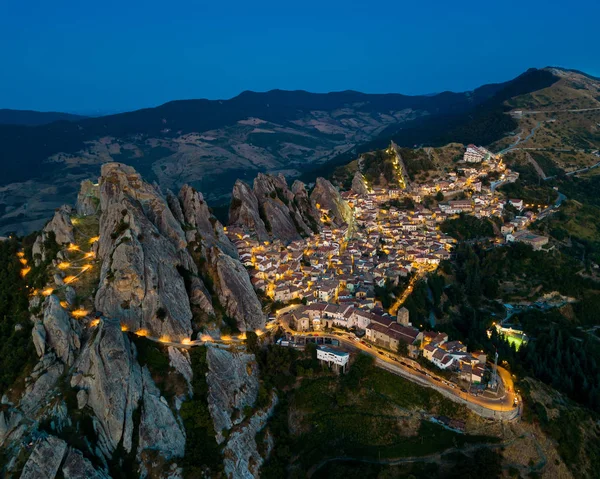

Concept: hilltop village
[[225, 143, 551, 379]]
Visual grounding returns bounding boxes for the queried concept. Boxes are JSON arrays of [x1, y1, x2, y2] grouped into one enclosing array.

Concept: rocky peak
[[206, 247, 265, 331], [229, 179, 270, 242], [351, 171, 370, 196], [310, 177, 353, 226], [178, 184, 238, 258], [229, 173, 320, 242], [32, 205, 75, 264], [71, 316, 142, 456], [34, 295, 81, 365], [94, 163, 195, 341]]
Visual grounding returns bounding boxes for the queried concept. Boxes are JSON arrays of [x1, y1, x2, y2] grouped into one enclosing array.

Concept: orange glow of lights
[[19, 258, 28, 265], [71, 309, 89, 318], [90, 319, 100, 327], [158, 335, 171, 343], [67, 244, 80, 252], [42, 288, 54, 296], [237, 333, 247, 341], [89, 236, 100, 244], [84, 251, 96, 259], [181, 338, 192, 345], [57, 262, 71, 270], [17, 252, 25, 258], [121, 324, 128, 332], [135, 329, 149, 337], [220, 335, 232, 341], [81, 264, 92, 272], [201, 334, 213, 342], [60, 301, 69, 309], [255, 330, 263, 336], [20, 267, 31, 278], [63, 276, 77, 284]]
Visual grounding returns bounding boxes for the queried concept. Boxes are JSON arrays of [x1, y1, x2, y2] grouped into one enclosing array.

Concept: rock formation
[[229, 173, 320, 242], [1, 162, 279, 478], [206, 247, 265, 331], [351, 171, 370, 196], [20, 435, 68, 479], [37, 295, 81, 365], [229, 180, 270, 242], [178, 184, 238, 258], [94, 163, 195, 341], [253, 173, 313, 241], [206, 347, 277, 478], [76, 179, 100, 216], [137, 367, 186, 462], [291, 180, 320, 233], [32, 205, 75, 264], [206, 347, 260, 443], [310, 177, 353, 226], [71, 316, 143, 455]]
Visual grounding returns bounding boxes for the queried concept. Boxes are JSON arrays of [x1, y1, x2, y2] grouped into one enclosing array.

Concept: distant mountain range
[[0, 78, 525, 187], [1, 66, 598, 236], [0, 109, 86, 126]]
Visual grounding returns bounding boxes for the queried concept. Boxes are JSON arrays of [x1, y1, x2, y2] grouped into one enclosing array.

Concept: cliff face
[[76, 180, 100, 216], [206, 347, 276, 479], [178, 184, 238, 259], [206, 247, 265, 332], [310, 177, 353, 226], [229, 173, 320, 242], [228, 179, 270, 242], [2, 163, 272, 479], [351, 171, 370, 196], [94, 163, 195, 341], [32, 205, 75, 264]]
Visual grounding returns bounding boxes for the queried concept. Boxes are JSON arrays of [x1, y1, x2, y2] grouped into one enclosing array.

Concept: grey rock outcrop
[[32, 205, 75, 264], [19, 354, 64, 416], [0, 408, 25, 448], [178, 184, 238, 258], [168, 347, 192, 388], [229, 180, 269, 242], [20, 435, 68, 479], [229, 174, 321, 242], [351, 171, 370, 196], [206, 347, 277, 478], [94, 163, 195, 341], [188, 276, 214, 316], [253, 173, 312, 241], [41, 295, 80, 365], [206, 247, 265, 331], [62, 448, 110, 479], [291, 180, 320, 233], [32, 322, 46, 357], [206, 347, 260, 443], [310, 177, 353, 225], [166, 189, 185, 224], [76, 179, 100, 216], [138, 367, 186, 461], [71, 316, 142, 455], [222, 397, 277, 479], [45, 205, 76, 245]]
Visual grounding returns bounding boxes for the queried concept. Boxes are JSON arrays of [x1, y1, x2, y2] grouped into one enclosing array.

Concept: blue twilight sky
[[0, 0, 597, 114]]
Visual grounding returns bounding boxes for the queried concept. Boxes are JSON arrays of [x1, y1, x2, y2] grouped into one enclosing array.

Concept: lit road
[[277, 320, 519, 416]]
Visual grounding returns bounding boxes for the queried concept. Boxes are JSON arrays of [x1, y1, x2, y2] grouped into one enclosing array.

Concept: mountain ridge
[[0, 109, 87, 126]]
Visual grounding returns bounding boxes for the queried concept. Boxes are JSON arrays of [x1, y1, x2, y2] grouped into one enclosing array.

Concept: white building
[[317, 345, 349, 373], [463, 144, 493, 163]]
